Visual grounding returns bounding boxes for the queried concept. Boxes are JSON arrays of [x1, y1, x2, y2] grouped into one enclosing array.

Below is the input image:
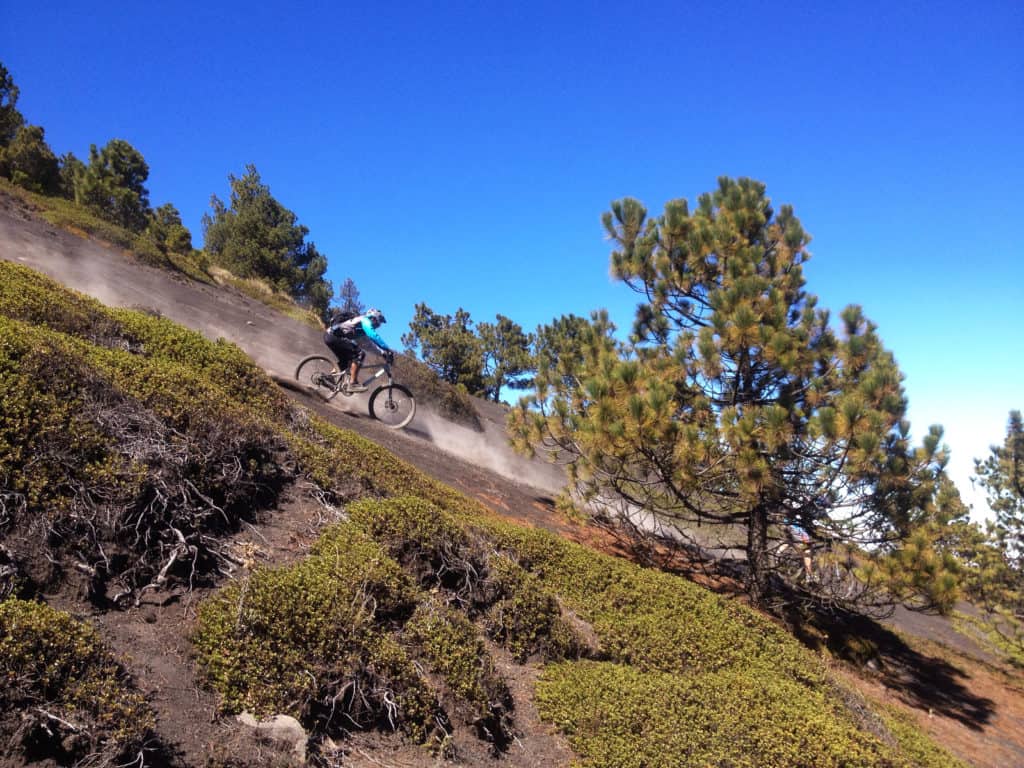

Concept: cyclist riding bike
[[323, 307, 393, 393]]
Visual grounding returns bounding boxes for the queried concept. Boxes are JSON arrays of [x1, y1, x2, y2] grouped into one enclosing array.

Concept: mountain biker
[[786, 522, 814, 579], [323, 307, 393, 392]]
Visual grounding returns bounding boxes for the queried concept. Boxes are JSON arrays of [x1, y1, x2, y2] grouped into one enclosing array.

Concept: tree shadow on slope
[[783, 601, 996, 731], [564, 521, 996, 732], [575, 518, 996, 732]]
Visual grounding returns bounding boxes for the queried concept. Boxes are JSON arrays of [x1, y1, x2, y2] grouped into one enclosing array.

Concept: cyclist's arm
[[360, 317, 391, 351]]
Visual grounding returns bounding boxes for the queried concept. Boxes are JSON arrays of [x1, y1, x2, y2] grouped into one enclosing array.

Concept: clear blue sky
[[4, 1, 1022, 519]]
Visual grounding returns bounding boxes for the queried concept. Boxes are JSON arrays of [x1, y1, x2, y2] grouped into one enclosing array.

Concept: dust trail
[[410, 407, 567, 497], [1, 212, 568, 495]]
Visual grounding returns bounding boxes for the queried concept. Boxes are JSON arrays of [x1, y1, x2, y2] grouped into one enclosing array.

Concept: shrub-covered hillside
[[0, 261, 963, 767]]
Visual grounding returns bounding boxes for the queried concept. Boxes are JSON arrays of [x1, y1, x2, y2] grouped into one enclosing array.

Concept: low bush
[[483, 553, 579, 662], [192, 523, 435, 735], [405, 600, 513, 746], [481, 521, 962, 767], [0, 598, 156, 765], [0, 311, 294, 603], [0, 259, 127, 345], [348, 497, 578, 661], [486, 522, 820, 681], [0, 262, 291, 418], [536, 660, 899, 768], [348, 495, 484, 599]]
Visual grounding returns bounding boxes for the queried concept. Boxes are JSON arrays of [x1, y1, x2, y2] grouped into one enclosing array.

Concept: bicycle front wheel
[[368, 384, 416, 429], [295, 355, 339, 400]]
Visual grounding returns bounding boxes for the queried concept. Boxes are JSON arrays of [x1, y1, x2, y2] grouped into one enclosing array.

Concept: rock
[[236, 712, 308, 762]]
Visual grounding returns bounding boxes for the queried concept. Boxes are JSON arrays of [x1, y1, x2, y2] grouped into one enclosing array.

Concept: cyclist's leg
[[348, 347, 367, 390], [324, 334, 354, 382]]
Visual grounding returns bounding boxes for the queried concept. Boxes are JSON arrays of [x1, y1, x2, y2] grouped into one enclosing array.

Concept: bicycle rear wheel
[[295, 355, 339, 400], [368, 384, 416, 429]]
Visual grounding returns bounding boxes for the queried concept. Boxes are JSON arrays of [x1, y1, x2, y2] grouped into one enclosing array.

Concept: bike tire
[[295, 355, 339, 400], [368, 384, 416, 429]]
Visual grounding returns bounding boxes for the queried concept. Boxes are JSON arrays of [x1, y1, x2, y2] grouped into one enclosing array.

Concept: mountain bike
[[294, 354, 417, 429]]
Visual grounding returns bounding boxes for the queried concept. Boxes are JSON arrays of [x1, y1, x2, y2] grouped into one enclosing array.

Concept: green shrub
[[536, 660, 900, 768], [0, 314, 294, 601], [405, 600, 513, 744], [486, 522, 820, 681], [193, 523, 441, 739], [0, 262, 291, 419], [0, 599, 155, 765], [348, 496, 483, 593], [0, 322, 126, 516], [285, 417, 441, 503], [287, 419, 494, 517], [0, 260, 126, 344], [483, 553, 579, 662]]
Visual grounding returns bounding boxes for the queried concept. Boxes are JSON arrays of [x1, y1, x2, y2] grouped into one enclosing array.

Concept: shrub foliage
[[0, 599, 156, 765]]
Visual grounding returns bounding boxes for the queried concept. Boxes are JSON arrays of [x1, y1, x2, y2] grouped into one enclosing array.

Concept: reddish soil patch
[[837, 637, 1024, 768]]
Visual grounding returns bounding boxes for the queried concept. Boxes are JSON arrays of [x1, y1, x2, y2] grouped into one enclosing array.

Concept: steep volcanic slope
[[0, 196, 567, 513], [3, 195, 1023, 768]]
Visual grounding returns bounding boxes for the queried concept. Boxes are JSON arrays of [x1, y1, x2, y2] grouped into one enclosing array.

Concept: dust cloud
[[411, 407, 567, 497]]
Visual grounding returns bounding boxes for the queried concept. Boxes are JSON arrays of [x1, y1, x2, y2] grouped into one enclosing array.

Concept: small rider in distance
[[323, 307, 393, 392]]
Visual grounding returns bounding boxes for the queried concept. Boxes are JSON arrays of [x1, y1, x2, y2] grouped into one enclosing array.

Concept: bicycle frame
[[360, 362, 394, 387]]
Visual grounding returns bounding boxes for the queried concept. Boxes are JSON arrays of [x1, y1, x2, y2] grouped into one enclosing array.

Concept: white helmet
[[365, 308, 386, 325]]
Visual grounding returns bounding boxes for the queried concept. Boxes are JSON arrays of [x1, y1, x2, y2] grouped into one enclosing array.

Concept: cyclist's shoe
[[345, 383, 368, 393]]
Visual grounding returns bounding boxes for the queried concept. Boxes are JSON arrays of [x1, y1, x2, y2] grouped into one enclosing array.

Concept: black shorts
[[324, 331, 365, 367]]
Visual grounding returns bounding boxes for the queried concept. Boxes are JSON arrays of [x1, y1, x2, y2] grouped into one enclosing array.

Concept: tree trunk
[[746, 503, 770, 607]]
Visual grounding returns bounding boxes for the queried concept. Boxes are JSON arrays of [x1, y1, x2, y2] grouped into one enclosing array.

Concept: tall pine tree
[[402, 303, 485, 394], [202, 165, 332, 316], [478, 314, 535, 402], [512, 177, 956, 610], [976, 411, 1024, 568], [76, 139, 151, 232]]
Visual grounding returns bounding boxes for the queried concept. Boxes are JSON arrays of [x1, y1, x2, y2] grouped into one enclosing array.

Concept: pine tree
[[402, 303, 485, 393], [0, 63, 25, 147], [530, 313, 607, 395], [76, 139, 151, 232], [478, 314, 535, 401], [297, 242, 332, 319], [202, 165, 332, 314], [58, 152, 85, 200], [941, 417, 1024, 662], [146, 203, 193, 255], [337, 277, 365, 316], [976, 411, 1024, 568], [512, 177, 954, 610], [0, 124, 59, 194]]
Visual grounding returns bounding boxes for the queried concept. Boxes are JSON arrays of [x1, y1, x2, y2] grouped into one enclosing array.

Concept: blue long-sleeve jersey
[[359, 315, 390, 351], [329, 313, 391, 351]]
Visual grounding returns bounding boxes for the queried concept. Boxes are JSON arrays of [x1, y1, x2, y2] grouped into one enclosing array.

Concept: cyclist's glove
[[384, 350, 395, 365]]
